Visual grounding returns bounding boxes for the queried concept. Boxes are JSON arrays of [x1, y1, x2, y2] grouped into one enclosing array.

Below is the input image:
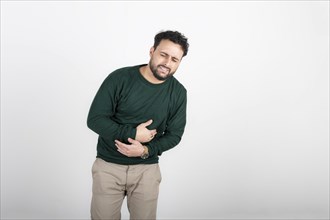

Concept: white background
[[1, 1, 329, 219]]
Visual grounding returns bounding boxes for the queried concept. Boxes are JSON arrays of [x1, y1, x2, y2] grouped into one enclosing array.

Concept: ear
[[149, 46, 155, 57]]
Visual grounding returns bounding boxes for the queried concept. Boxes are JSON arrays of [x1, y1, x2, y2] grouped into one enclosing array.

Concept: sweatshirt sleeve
[[146, 88, 187, 156], [87, 74, 136, 141]]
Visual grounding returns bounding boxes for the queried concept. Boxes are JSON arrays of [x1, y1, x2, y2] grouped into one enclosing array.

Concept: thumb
[[143, 119, 153, 127]]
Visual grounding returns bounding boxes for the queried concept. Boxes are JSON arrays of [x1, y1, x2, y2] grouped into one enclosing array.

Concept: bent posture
[[87, 30, 189, 220]]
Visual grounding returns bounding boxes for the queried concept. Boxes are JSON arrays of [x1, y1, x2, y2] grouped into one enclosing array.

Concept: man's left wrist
[[140, 145, 149, 159]]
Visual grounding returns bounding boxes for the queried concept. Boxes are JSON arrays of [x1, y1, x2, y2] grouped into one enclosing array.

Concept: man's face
[[149, 39, 184, 81]]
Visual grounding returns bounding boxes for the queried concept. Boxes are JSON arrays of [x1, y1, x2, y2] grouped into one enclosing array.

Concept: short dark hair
[[153, 30, 189, 57]]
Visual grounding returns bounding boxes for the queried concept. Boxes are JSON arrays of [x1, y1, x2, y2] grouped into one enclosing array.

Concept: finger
[[115, 142, 123, 151], [116, 144, 129, 156], [117, 148, 127, 156], [127, 137, 139, 145], [115, 140, 129, 150], [142, 119, 153, 127], [150, 129, 157, 136], [115, 139, 124, 145]]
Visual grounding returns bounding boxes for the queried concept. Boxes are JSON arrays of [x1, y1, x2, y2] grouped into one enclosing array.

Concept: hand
[[135, 119, 157, 143], [115, 138, 144, 157]]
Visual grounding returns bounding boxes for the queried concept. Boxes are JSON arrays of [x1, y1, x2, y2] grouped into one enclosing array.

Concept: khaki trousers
[[91, 158, 162, 220]]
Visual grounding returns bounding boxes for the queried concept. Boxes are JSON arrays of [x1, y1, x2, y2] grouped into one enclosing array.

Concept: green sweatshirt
[[87, 64, 187, 165]]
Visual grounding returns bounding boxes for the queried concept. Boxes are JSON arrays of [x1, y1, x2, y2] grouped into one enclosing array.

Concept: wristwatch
[[141, 145, 149, 159]]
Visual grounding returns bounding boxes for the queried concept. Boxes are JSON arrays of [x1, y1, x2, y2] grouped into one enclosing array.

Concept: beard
[[149, 60, 175, 81]]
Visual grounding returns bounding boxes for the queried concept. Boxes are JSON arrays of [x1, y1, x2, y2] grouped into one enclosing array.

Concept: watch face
[[141, 152, 149, 159], [141, 146, 149, 159]]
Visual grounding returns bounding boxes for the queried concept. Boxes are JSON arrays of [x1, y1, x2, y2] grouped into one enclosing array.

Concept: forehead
[[155, 39, 184, 59]]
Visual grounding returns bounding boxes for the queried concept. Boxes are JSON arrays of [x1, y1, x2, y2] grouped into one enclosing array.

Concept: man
[[87, 30, 189, 220]]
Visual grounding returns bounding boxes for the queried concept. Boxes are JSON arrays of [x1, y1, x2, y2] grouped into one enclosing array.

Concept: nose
[[164, 57, 171, 66]]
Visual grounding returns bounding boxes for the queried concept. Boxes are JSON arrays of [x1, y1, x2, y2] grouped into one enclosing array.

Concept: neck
[[139, 65, 165, 84]]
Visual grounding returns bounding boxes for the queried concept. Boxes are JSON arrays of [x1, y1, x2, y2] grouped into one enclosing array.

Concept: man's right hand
[[135, 119, 157, 143]]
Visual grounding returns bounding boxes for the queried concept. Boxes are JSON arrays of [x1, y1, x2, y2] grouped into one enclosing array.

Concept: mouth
[[158, 65, 170, 74]]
